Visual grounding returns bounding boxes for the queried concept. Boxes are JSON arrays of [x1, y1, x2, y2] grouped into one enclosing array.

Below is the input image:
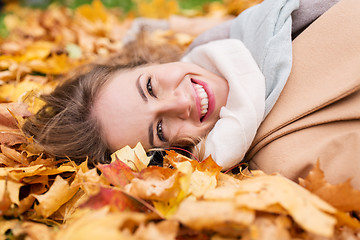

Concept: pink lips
[[191, 78, 215, 122]]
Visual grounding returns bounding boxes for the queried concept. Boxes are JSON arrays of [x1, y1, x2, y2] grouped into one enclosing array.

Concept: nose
[[159, 92, 191, 120]]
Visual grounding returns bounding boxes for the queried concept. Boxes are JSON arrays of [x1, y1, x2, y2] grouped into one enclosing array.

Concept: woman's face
[[92, 62, 229, 151]]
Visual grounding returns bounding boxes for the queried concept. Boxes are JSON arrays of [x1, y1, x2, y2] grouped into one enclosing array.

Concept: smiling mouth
[[193, 82, 209, 121]]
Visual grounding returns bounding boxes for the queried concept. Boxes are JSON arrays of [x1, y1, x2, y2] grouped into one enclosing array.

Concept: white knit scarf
[[181, 39, 265, 169]]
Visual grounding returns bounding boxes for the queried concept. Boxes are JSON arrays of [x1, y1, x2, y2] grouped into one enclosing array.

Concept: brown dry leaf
[[18, 195, 36, 214], [0, 129, 27, 147], [125, 166, 180, 201], [1, 145, 28, 165], [0, 152, 21, 166], [33, 175, 79, 218], [22, 175, 48, 185], [19, 221, 54, 240], [134, 220, 179, 240], [55, 190, 87, 223], [74, 161, 103, 195], [299, 161, 360, 212], [246, 215, 292, 240], [0, 180, 12, 214], [0, 163, 76, 182], [172, 197, 255, 233], [0, 219, 20, 237], [0, 103, 29, 146], [55, 208, 147, 240], [234, 175, 337, 237], [6, 180, 22, 205]]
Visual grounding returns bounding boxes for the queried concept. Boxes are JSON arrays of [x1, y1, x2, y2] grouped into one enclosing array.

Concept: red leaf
[[0, 103, 31, 128], [97, 159, 135, 188], [81, 187, 147, 212]]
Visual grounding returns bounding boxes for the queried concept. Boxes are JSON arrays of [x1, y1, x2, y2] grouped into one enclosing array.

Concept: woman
[[24, 0, 359, 187]]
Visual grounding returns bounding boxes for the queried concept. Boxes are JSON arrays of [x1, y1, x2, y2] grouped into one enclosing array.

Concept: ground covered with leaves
[[1, 0, 360, 239]]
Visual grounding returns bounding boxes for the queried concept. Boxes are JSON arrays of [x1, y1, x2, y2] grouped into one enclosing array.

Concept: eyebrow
[[136, 74, 154, 146]]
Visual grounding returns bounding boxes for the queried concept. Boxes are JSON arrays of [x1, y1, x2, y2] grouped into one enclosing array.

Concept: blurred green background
[[0, 0, 222, 38], [1, 0, 221, 10]]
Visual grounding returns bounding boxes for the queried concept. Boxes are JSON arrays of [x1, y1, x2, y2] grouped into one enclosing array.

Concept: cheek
[[169, 121, 210, 143], [158, 67, 186, 84]]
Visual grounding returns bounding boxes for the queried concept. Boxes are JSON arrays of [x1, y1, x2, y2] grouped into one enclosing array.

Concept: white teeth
[[194, 83, 209, 118]]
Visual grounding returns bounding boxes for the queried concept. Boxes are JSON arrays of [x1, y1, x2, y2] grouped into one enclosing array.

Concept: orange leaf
[[196, 156, 222, 174], [299, 161, 360, 212]]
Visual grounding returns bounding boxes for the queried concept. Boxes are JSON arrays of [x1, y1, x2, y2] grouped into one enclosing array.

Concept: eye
[[146, 77, 156, 98], [156, 120, 166, 142]]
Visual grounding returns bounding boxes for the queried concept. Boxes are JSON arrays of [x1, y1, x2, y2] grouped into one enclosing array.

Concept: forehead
[[92, 68, 151, 151]]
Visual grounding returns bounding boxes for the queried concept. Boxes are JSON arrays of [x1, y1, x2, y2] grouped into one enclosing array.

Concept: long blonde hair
[[22, 37, 184, 166]]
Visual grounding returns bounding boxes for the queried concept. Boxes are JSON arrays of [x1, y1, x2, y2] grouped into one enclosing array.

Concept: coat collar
[[247, 0, 360, 159]]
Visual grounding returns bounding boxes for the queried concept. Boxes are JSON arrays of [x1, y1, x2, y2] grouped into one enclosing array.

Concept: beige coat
[[245, 0, 360, 189]]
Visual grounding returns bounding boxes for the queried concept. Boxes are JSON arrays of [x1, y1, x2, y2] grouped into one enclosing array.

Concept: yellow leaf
[[0, 78, 54, 105], [23, 41, 54, 61], [33, 175, 79, 218], [111, 142, 150, 172], [75, 0, 107, 23], [135, 0, 179, 18], [29, 54, 84, 75]]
